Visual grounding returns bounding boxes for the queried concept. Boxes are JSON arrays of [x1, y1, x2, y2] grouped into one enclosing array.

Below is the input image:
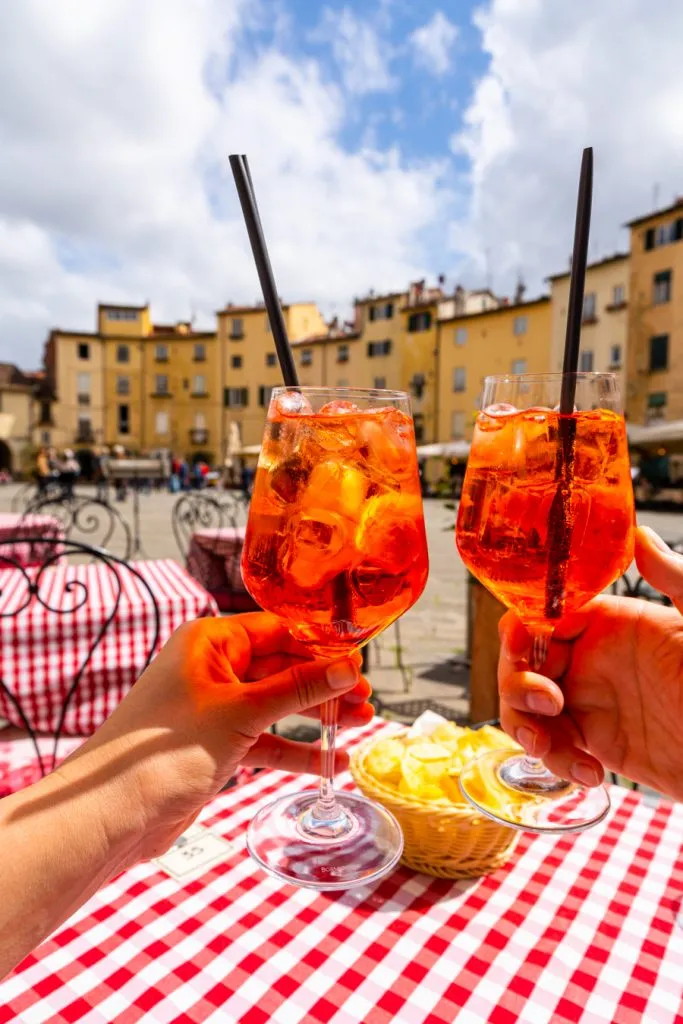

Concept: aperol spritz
[[456, 373, 635, 832], [242, 387, 429, 888]]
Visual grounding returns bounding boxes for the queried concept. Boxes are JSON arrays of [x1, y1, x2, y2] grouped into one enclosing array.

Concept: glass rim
[[271, 385, 409, 400], [483, 372, 617, 385]]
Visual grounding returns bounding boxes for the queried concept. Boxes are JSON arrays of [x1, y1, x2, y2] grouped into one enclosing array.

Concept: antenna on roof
[[653, 182, 660, 209]]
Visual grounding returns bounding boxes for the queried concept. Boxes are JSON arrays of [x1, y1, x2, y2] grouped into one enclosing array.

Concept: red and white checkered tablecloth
[[186, 527, 258, 613], [0, 558, 218, 738], [2, 718, 682, 1023], [0, 512, 63, 567]]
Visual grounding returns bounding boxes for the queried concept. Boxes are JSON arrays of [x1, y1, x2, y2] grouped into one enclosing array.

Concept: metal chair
[[20, 492, 133, 561], [171, 492, 243, 562], [0, 536, 160, 782]]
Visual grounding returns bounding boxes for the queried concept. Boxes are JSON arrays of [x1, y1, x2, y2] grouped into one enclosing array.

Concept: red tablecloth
[[2, 719, 682, 1023], [0, 559, 218, 737], [0, 512, 63, 567], [186, 527, 258, 612]]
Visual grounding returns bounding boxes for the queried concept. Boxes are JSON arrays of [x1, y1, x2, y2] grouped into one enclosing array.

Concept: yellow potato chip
[[431, 721, 468, 752], [473, 725, 520, 752], [365, 737, 405, 786], [398, 778, 447, 803], [401, 742, 451, 798]]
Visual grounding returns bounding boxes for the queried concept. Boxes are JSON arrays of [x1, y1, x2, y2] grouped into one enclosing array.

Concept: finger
[[301, 700, 375, 727], [500, 706, 603, 787], [243, 657, 360, 731], [242, 732, 351, 774], [499, 669, 564, 717], [499, 615, 574, 681], [636, 526, 683, 615], [246, 649, 362, 683], [237, 612, 314, 658], [499, 704, 552, 758]]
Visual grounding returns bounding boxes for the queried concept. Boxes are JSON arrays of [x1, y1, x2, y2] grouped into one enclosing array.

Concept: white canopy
[[416, 441, 471, 459], [627, 420, 683, 446]]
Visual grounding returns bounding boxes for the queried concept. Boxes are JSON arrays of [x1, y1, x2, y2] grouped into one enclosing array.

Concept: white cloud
[[0, 0, 447, 365], [451, 0, 683, 293], [410, 11, 459, 77], [311, 7, 396, 96]]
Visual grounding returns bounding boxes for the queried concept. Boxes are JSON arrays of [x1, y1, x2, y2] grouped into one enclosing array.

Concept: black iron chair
[[0, 536, 160, 783], [20, 493, 133, 561], [171, 492, 244, 561]]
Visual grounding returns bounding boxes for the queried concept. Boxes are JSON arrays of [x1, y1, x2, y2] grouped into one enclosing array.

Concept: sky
[[2, 0, 683, 366]]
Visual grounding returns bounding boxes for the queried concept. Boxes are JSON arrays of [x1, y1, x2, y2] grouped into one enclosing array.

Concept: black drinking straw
[[544, 147, 593, 620], [229, 154, 299, 388]]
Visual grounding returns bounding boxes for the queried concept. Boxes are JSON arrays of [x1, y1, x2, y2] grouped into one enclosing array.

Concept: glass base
[[459, 750, 611, 834], [247, 791, 404, 890]]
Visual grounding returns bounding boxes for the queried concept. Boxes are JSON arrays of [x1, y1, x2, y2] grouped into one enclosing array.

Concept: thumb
[[635, 526, 683, 614], [240, 657, 360, 732]]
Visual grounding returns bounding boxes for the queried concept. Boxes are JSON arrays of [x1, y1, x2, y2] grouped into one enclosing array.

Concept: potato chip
[[364, 737, 405, 787]]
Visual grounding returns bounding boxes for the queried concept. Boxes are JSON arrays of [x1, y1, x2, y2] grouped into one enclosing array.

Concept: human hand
[[59, 612, 373, 862], [498, 526, 683, 800]]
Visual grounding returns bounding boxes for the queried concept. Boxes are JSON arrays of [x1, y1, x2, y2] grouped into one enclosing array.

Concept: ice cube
[[515, 409, 556, 476], [309, 416, 358, 454], [351, 565, 406, 606], [356, 493, 424, 573], [574, 420, 611, 481], [356, 408, 415, 479], [319, 400, 359, 415], [304, 460, 367, 521], [269, 456, 312, 504], [281, 510, 353, 588], [274, 391, 313, 418]]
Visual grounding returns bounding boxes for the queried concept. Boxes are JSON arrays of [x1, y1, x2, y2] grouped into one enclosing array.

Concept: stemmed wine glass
[[241, 387, 429, 888], [456, 373, 635, 833]]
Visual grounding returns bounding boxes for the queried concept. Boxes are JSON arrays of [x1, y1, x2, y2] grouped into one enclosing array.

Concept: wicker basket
[[350, 734, 518, 879]]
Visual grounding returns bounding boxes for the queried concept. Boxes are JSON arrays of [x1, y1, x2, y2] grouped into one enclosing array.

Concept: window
[[647, 392, 667, 423], [77, 416, 92, 441], [259, 385, 274, 407], [155, 411, 169, 435], [194, 412, 206, 430], [266, 352, 277, 367], [116, 344, 129, 363], [337, 344, 349, 363], [192, 374, 206, 394], [193, 342, 206, 361], [367, 340, 392, 357], [649, 334, 669, 371], [410, 373, 426, 399], [369, 302, 394, 321], [77, 372, 90, 395], [300, 349, 313, 366], [610, 344, 622, 367], [118, 404, 130, 435], [453, 367, 466, 392], [413, 413, 425, 443], [513, 316, 527, 335], [653, 270, 672, 304], [41, 430, 50, 445], [612, 284, 625, 306], [107, 308, 137, 321], [155, 343, 168, 361], [77, 343, 89, 360], [224, 387, 249, 407], [39, 401, 51, 425], [451, 411, 466, 439], [231, 355, 242, 369], [230, 318, 244, 339], [116, 375, 130, 396], [579, 351, 594, 372], [407, 312, 432, 332], [373, 377, 386, 390], [455, 327, 467, 346], [265, 316, 271, 333], [511, 359, 527, 375], [155, 374, 169, 395], [582, 293, 597, 320]]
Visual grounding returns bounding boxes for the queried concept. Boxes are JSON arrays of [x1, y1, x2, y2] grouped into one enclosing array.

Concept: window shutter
[[241, 387, 249, 406], [367, 342, 373, 357], [386, 340, 392, 355], [368, 307, 376, 322], [223, 387, 231, 407], [644, 228, 655, 251]]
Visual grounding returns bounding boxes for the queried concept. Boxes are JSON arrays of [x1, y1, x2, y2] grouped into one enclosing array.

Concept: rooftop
[[624, 197, 683, 228], [438, 294, 550, 326], [546, 251, 629, 282]]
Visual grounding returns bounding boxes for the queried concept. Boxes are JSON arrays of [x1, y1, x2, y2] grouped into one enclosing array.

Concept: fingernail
[[526, 692, 557, 715], [326, 661, 358, 690], [342, 692, 365, 704], [516, 727, 536, 754], [643, 526, 670, 554], [571, 762, 600, 787]]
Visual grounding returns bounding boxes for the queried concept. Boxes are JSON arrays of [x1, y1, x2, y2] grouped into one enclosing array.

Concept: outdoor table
[[0, 512, 63, 567], [2, 718, 682, 1023], [0, 558, 218, 740], [186, 526, 259, 612]]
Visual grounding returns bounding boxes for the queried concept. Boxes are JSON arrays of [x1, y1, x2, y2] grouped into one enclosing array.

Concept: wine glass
[[456, 372, 635, 833], [241, 387, 429, 888]]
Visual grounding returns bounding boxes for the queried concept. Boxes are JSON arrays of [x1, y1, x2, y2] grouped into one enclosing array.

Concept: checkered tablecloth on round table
[[2, 718, 682, 1023], [186, 527, 258, 612], [0, 512, 63, 567], [0, 558, 218, 738]]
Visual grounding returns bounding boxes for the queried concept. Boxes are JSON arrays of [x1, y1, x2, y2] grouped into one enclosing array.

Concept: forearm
[[0, 748, 143, 980]]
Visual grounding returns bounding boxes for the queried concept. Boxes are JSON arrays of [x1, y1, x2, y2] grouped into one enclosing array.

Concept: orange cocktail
[[457, 405, 635, 629]]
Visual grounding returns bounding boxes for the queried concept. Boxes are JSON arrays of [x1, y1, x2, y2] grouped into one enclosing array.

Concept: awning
[[416, 441, 471, 458], [627, 420, 683, 446]]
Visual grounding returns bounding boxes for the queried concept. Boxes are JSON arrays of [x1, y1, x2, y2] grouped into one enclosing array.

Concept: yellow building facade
[[0, 364, 44, 474], [625, 200, 683, 425], [46, 304, 220, 459], [548, 254, 629, 394], [437, 297, 552, 441]]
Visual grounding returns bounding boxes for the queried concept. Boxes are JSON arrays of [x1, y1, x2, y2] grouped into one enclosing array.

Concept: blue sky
[[1, 0, 683, 364]]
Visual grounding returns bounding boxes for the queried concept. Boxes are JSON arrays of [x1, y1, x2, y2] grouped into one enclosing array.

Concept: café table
[[2, 718, 682, 1023], [0, 558, 218, 744], [186, 526, 258, 612], [0, 512, 63, 567]]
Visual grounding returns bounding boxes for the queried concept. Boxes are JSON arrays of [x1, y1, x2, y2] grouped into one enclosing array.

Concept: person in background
[[95, 446, 110, 502], [112, 445, 127, 502], [179, 457, 190, 491], [35, 446, 50, 495], [240, 461, 254, 500], [59, 449, 80, 499]]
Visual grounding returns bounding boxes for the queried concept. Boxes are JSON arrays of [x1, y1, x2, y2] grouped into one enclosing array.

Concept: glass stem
[[316, 698, 339, 815], [521, 630, 552, 776]]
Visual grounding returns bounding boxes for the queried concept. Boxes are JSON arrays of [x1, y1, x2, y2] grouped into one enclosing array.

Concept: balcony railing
[[190, 428, 209, 445], [75, 430, 95, 444]]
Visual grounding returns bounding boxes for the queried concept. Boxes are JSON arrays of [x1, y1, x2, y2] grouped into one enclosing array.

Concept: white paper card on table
[[152, 823, 237, 883], [406, 710, 449, 739]]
